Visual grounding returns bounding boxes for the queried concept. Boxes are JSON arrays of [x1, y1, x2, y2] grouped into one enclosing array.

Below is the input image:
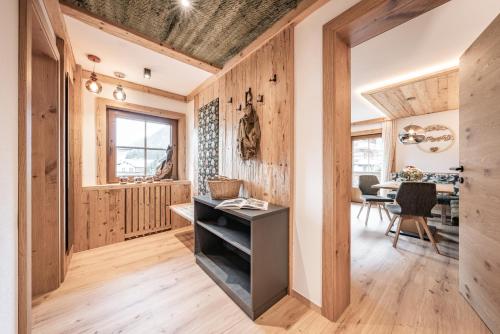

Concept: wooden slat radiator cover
[[75, 182, 191, 251]]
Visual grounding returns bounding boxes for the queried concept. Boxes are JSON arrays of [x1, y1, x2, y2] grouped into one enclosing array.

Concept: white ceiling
[[351, 0, 500, 122], [64, 15, 212, 97]]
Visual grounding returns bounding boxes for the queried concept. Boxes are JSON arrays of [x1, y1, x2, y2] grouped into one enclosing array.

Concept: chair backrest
[[396, 182, 437, 217], [358, 175, 380, 195]]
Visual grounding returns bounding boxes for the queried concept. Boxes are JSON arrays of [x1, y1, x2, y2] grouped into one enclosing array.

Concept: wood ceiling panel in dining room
[[60, 0, 303, 68]]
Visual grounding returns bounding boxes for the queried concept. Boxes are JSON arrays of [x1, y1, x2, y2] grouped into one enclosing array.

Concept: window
[[352, 134, 383, 187], [107, 109, 178, 183]]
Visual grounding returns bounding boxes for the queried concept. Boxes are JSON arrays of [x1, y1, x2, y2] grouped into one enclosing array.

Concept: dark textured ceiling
[[61, 0, 303, 68]]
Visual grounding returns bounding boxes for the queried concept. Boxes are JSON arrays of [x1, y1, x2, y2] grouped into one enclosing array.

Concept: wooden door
[[459, 13, 500, 333]]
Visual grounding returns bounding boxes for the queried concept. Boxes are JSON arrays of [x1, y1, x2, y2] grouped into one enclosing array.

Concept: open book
[[215, 198, 269, 211]]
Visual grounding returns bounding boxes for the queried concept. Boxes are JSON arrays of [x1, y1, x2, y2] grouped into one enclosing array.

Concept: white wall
[[294, 0, 361, 307], [396, 110, 459, 173], [0, 0, 18, 332], [81, 82, 188, 185]]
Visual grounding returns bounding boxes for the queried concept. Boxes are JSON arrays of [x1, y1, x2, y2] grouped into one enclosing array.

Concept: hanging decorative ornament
[[398, 124, 425, 144], [113, 72, 127, 101], [85, 54, 102, 94]]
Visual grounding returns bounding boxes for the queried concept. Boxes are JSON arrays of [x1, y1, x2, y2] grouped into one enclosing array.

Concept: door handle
[[450, 166, 464, 172]]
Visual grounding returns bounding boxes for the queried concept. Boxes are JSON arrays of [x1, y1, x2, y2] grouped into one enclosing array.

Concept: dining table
[[373, 181, 455, 194]]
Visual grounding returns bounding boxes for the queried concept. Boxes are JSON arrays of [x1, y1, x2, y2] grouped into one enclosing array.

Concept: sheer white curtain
[[382, 120, 396, 182]]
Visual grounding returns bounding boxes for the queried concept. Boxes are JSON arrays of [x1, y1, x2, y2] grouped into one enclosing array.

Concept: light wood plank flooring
[[32, 204, 490, 333]]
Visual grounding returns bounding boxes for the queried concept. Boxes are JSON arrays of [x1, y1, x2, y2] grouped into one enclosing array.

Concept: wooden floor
[[32, 204, 490, 333]]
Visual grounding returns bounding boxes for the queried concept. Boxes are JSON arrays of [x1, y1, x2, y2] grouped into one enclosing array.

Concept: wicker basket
[[207, 176, 242, 200]]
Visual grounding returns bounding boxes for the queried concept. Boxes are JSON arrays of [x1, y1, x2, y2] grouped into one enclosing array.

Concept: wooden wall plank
[[125, 189, 132, 235], [31, 51, 61, 297], [192, 28, 293, 207]]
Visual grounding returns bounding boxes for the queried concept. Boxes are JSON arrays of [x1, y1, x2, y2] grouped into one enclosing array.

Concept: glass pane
[[146, 149, 168, 176], [352, 136, 383, 186], [116, 118, 145, 147], [116, 148, 145, 177], [146, 122, 171, 149]]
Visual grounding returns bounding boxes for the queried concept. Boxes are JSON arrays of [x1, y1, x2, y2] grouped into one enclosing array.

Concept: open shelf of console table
[[194, 195, 289, 320]]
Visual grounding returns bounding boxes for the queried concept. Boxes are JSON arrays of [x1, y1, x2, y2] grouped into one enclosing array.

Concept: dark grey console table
[[194, 195, 289, 320]]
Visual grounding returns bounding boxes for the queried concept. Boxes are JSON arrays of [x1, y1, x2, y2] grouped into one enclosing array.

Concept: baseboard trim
[[290, 289, 321, 313]]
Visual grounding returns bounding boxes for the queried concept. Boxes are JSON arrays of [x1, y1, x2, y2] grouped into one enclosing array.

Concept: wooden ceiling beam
[[60, 3, 221, 74], [82, 70, 187, 102], [187, 0, 330, 101], [351, 117, 387, 127]]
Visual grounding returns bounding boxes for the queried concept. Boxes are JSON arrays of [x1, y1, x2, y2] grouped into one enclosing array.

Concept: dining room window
[[352, 134, 383, 187], [107, 109, 178, 183]]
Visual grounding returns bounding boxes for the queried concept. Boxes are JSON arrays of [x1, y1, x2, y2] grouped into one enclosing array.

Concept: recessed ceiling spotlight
[[180, 0, 190, 8], [144, 68, 152, 79]]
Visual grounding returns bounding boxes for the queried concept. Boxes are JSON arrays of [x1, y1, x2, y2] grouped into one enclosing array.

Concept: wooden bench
[[170, 203, 194, 229]]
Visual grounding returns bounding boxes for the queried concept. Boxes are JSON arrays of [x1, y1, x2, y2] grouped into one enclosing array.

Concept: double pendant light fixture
[[85, 54, 155, 103]]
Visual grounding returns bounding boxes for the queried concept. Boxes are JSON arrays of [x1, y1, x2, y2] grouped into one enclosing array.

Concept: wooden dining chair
[[385, 182, 440, 254], [357, 175, 393, 226]]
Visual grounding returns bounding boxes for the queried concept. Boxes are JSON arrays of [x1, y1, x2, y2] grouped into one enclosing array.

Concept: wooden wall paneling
[[192, 28, 294, 294], [18, 0, 32, 329], [133, 187, 139, 234], [31, 31, 61, 297], [71, 65, 86, 252], [125, 188, 132, 235], [171, 183, 191, 205], [80, 189, 126, 250], [322, 0, 451, 321], [95, 100, 107, 184], [171, 212, 191, 230]]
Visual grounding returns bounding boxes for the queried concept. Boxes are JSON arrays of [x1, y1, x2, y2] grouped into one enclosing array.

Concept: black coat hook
[[257, 95, 264, 103], [236, 103, 242, 112], [227, 97, 233, 103], [269, 74, 277, 83], [245, 88, 253, 106]]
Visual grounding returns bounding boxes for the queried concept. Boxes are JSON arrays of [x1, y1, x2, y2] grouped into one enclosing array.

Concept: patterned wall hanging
[[198, 98, 219, 195]]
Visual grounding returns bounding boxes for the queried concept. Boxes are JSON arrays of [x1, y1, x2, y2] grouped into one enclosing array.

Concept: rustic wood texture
[[362, 68, 459, 119], [192, 28, 294, 292], [82, 70, 187, 102], [18, 0, 33, 331], [192, 28, 293, 207], [31, 210, 490, 333], [322, 0, 450, 321], [94, 98, 187, 184], [171, 212, 191, 230], [31, 35, 61, 298], [327, 0, 451, 48], [459, 13, 500, 333], [75, 182, 190, 251], [124, 184, 171, 238], [322, 29, 352, 321]]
